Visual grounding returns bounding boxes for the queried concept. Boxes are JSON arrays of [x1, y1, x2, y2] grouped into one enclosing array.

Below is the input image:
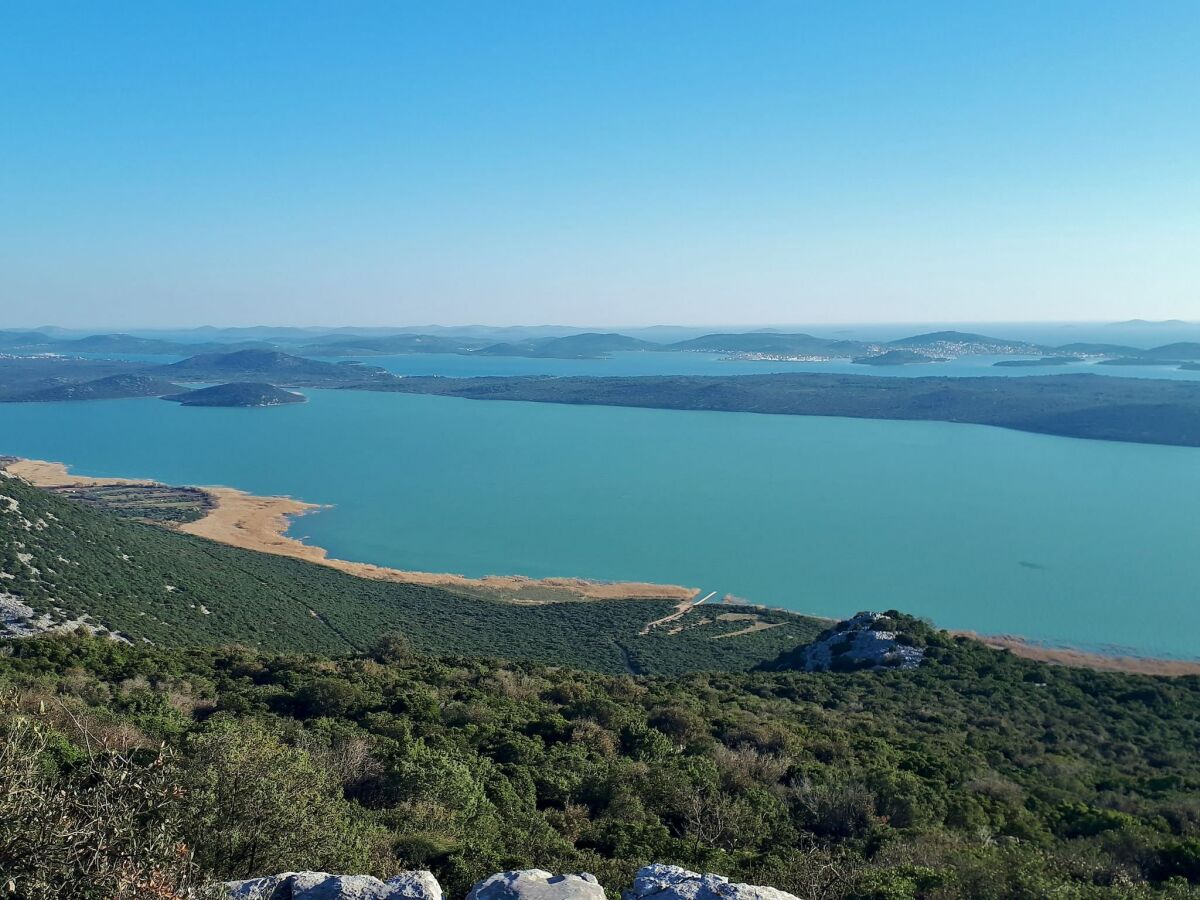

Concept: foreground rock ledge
[[222, 865, 800, 900]]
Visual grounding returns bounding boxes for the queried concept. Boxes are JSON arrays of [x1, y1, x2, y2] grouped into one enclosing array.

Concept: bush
[[0, 704, 197, 899]]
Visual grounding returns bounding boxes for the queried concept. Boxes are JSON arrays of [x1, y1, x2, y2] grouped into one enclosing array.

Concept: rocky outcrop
[[624, 864, 800, 900], [225, 870, 442, 900], [796, 611, 924, 672], [220, 867, 798, 900], [466, 870, 606, 900]]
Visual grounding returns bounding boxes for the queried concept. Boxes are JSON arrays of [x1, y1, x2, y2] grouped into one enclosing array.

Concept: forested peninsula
[[366, 372, 1200, 447]]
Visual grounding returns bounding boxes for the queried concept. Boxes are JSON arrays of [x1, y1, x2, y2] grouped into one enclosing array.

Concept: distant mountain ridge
[[4, 326, 1200, 366], [476, 332, 660, 359], [666, 332, 869, 356]]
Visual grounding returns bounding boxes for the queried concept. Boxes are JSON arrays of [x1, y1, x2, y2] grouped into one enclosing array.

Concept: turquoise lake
[[1, 389, 1198, 658]]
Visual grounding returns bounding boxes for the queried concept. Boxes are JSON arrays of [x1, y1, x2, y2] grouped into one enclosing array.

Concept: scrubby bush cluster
[[3, 625, 1200, 899]]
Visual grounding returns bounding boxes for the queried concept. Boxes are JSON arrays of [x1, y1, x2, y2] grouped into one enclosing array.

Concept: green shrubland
[[2, 625, 1200, 899]]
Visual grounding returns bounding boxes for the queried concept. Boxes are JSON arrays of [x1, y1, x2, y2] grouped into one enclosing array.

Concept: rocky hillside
[[758, 611, 926, 672]]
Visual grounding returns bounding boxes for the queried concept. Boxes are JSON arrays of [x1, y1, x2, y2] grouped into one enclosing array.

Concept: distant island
[[4, 325, 1200, 363], [993, 357, 1076, 368], [365, 372, 1200, 448], [161, 349, 397, 386], [163, 382, 306, 408], [852, 349, 947, 366], [0, 349, 397, 402]]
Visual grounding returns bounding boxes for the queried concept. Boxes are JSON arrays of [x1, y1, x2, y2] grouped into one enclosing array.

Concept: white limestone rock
[[467, 870, 605, 900], [224, 870, 442, 900], [623, 864, 800, 900], [799, 611, 924, 672]]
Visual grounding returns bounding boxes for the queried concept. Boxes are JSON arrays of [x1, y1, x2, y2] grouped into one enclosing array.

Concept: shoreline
[[7, 457, 1200, 676], [954, 632, 1200, 677], [4, 458, 698, 605]]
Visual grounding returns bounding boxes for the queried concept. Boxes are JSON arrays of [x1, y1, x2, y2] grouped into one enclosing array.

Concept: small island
[[993, 356, 1077, 368], [163, 382, 306, 408], [852, 349, 947, 366]]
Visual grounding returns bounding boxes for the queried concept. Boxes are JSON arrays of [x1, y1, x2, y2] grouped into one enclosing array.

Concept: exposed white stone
[[467, 870, 605, 900], [623, 864, 800, 900], [798, 611, 924, 672], [224, 870, 442, 900]]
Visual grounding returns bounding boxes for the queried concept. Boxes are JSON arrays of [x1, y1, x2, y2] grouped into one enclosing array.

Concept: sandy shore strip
[[5, 458, 155, 488], [955, 632, 1200, 677], [5, 458, 697, 604]]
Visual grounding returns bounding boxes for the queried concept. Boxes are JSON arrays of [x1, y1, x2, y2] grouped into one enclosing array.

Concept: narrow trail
[[640, 590, 715, 634]]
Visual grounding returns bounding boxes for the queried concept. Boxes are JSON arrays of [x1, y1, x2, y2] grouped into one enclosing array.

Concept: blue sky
[[1, 1, 1197, 327]]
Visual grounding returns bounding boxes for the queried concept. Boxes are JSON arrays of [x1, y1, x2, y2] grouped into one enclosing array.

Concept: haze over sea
[[1, 380, 1197, 659]]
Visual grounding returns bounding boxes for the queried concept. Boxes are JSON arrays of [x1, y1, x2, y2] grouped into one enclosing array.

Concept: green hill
[[5, 610, 1200, 897], [160, 350, 398, 387], [6, 469, 1200, 897], [0, 472, 812, 673]]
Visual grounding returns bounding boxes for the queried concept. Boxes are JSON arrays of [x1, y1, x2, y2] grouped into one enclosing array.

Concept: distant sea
[[1, 387, 1198, 659]]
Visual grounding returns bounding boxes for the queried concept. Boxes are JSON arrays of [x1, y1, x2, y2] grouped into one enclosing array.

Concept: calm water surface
[[1, 390, 1197, 658]]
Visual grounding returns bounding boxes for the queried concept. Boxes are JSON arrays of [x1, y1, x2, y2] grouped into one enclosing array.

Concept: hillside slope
[[5, 616, 1200, 898], [0, 473, 814, 672]]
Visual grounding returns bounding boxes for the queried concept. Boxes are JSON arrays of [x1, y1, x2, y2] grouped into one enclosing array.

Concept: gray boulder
[[798, 611, 924, 672], [467, 870, 605, 900], [223, 870, 442, 900], [623, 864, 800, 900]]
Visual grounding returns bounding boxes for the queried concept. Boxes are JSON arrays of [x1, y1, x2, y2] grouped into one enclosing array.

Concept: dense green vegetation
[[5, 624, 1200, 898], [0, 473, 812, 674], [367, 372, 1200, 447], [44, 483, 213, 524]]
